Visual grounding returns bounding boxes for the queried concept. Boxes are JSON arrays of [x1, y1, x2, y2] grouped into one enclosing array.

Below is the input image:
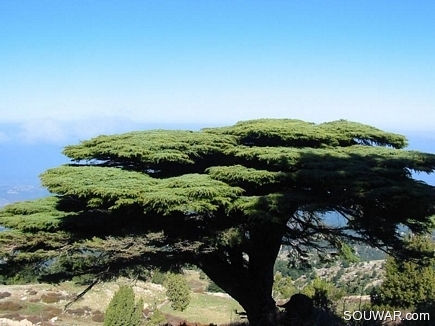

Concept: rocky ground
[[0, 280, 167, 326], [0, 276, 244, 326], [0, 263, 383, 326]]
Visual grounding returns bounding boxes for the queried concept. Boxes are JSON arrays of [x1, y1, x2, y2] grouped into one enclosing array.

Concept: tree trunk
[[197, 222, 286, 325], [235, 286, 280, 325]]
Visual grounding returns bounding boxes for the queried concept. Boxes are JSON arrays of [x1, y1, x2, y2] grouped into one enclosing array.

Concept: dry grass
[[0, 301, 24, 312]]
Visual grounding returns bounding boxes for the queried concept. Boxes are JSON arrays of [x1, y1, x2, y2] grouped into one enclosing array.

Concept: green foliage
[[272, 272, 296, 299], [273, 259, 289, 275], [39, 166, 244, 214], [199, 271, 207, 279], [341, 260, 351, 268], [145, 308, 166, 326], [338, 242, 359, 263], [0, 265, 39, 285], [164, 273, 191, 311], [372, 235, 435, 309], [354, 245, 387, 261], [0, 197, 71, 232], [331, 268, 345, 284], [150, 270, 168, 285], [274, 258, 313, 280], [206, 280, 225, 293], [302, 276, 345, 310], [104, 285, 143, 326], [402, 302, 435, 326]]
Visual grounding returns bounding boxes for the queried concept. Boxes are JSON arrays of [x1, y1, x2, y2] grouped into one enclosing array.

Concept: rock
[[0, 318, 34, 326], [19, 320, 34, 326]]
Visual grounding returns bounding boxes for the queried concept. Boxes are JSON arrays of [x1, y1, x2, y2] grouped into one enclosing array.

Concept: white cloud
[[11, 117, 149, 144], [2, 94, 434, 145], [18, 119, 68, 144], [0, 108, 432, 149], [0, 72, 434, 137], [68, 116, 146, 140]]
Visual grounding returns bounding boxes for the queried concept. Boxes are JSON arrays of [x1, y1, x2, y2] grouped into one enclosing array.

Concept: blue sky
[[0, 1, 434, 183]]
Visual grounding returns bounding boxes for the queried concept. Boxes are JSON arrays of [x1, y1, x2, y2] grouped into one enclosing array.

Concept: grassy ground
[[160, 292, 245, 325], [0, 272, 246, 325]]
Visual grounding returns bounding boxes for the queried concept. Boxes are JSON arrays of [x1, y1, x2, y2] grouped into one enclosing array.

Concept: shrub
[[151, 270, 167, 285], [273, 272, 296, 299], [0, 292, 11, 299], [341, 260, 350, 268], [274, 259, 291, 277], [302, 276, 345, 311], [199, 271, 207, 280], [373, 235, 435, 310], [92, 310, 105, 323], [206, 280, 224, 293], [41, 292, 63, 303], [104, 285, 143, 326], [145, 308, 167, 326], [0, 301, 23, 311], [165, 273, 191, 311]]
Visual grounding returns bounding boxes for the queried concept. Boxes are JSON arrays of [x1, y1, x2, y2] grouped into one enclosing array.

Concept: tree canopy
[[1, 119, 435, 325]]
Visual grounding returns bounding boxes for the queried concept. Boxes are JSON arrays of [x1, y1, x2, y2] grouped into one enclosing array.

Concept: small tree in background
[[104, 285, 143, 326], [372, 235, 435, 310], [272, 272, 296, 300], [303, 276, 345, 311], [165, 273, 191, 311]]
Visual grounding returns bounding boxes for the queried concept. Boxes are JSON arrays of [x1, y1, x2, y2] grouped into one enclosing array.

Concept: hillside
[[0, 260, 387, 326], [0, 274, 245, 326]]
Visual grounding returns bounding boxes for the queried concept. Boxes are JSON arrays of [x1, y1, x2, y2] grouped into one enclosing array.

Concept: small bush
[[92, 310, 105, 323], [151, 270, 168, 285], [0, 301, 23, 311], [145, 308, 167, 326], [41, 292, 63, 303], [104, 285, 143, 326], [302, 276, 344, 311], [206, 280, 225, 293], [165, 273, 191, 311], [0, 292, 11, 299]]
